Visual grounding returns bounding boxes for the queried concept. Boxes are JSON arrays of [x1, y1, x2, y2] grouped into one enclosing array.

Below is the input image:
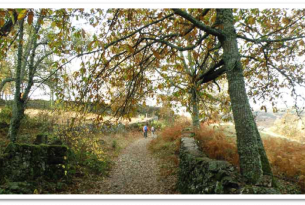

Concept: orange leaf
[[0, 18, 4, 27], [0, 11, 6, 17], [27, 11, 34, 25], [153, 50, 161, 60]]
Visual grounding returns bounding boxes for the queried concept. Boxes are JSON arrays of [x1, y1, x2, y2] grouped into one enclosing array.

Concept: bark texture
[[190, 87, 200, 128], [216, 9, 272, 184], [8, 19, 25, 142]]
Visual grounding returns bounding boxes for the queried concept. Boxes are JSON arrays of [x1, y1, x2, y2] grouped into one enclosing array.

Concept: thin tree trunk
[[8, 19, 25, 142], [0, 78, 15, 93], [50, 87, 54, 107], [216, 9, 272, 184], [190, 87, 200, 128]]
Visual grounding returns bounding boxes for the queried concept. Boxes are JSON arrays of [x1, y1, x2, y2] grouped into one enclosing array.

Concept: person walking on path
[[151, 126, 155, 137], [143, 124, 148, 138]]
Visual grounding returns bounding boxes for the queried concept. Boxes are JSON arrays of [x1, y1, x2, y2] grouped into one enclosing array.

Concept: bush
[[150, 120, 165, 129], [112, 140, 117, 149], [0, 106, 12, 125], [149, 119, 190, 177], [82, 151, 111, 175], [263, 137, 305, 190], [194, 123, 239, 167]]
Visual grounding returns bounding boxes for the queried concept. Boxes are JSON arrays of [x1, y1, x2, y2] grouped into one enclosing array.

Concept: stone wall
[[178, 135, 304, 194], [178, 137, 242, 194], [0, 143, 68, 183]]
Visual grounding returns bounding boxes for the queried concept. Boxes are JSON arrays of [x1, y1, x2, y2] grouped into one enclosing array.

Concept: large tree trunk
[[8, 98, 25, 142], [216, 9, 272, 184], [190, 86, 200, 128], [255, 125, 273, 176], [8, 19, 25, 142]]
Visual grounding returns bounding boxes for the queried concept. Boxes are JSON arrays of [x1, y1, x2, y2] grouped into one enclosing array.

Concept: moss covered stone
[[178, 137, 301, 194], [0, 143, 69, 182], [178, 137, 242, 194]]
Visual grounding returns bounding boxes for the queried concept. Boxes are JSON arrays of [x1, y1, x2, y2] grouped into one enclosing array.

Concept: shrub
[[263, 137, 305, 189], [112, 140, 117, 149], [149, 119, 190, 177], [0, 106, 12, 125], [82, 151, 111, 175], [150, 120, 164, 129], [195, 123, 239, 167]]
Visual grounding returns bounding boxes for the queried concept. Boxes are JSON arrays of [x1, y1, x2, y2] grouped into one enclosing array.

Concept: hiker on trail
[[151, 126, 155, 137], [143, 124, 148, 138]]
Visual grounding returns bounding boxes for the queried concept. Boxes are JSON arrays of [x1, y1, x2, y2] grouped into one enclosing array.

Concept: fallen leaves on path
[[95, 137, 177, 194]]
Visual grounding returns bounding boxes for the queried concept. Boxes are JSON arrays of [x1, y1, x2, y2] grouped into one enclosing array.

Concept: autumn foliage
[[263, 137, 305, 188], [149, 120, 190, 154], [152, 119, 305, 190], [194, 122, 305, 190], [194, 123, 239, 167], [149, 119, 191, 176]]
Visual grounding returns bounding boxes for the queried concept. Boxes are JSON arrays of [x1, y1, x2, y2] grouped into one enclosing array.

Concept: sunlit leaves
[[17, 9, 27, 20]]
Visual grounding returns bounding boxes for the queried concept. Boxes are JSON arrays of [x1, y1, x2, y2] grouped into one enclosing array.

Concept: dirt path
[[97, 136, 174, 194]]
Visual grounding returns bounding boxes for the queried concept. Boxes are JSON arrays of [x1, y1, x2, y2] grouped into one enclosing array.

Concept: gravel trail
[[98, 137, 175, 194]]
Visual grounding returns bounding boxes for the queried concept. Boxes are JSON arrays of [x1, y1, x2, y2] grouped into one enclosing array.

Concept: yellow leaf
[[51, 21, 56, 28], [248, 16, 255, 25], [211, 15, 216, 23], [282, 17, 290, 25], [244, 58, 249, 66], [33, 189, 39, 194], [17, 9, 27, 20]]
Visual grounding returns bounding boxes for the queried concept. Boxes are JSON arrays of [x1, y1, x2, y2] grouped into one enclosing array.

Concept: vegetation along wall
[[178, 136, 282, 194]]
